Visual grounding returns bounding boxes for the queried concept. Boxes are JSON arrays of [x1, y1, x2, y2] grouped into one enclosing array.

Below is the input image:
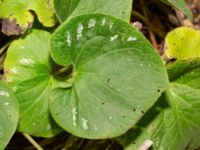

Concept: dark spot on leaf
[[107, 78, 110, 83], [141, 110, 144, 114], [157, 89, 160, 92], [132, 141, 136, 144], [122, 115, 126, 118], [133, 108, 136, 111], [102, 102, 105, 105], [1, 18, 32, 36], [122, 11, 125, 14], [180, 37, 185, 40], [169, 57, 177, 62]]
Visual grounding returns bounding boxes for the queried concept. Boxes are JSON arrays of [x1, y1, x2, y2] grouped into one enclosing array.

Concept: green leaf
[[53, 0, 132, 22], [0, 82, 19, 149], [165, 27, 200, 60], [120, 60, 200, 150], [0, 0, 56, 35], [53, 0, 81, 22], [4, 30, 62, 137], [161, 0, 193, 20], [50, 14, 169, 139]]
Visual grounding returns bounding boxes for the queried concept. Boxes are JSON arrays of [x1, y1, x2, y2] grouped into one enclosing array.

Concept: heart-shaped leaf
[[165, 27, 200, 60], [53, 0, 132, 22], [0, 0, 56, 35], [50, 14, 169, 139], [4, 30, 62, 137], [0, 82, 19, 149], [120, 60, 200, 150]]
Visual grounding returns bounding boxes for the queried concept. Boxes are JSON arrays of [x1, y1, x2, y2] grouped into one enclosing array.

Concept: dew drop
[[110, 34, 118, 41], [82, 118, 89, 130], [77, 23, 84, 40], [88, 19, 96, 28], [108, 116, 112, 120], [140, 63, 143, 67], [4, 102, 10, 106], [127, 36, 137, 41], [33, 122, 37, 126], [19, 58, 35, 66], [0, 90, 9, 97], [72, 107, 77, 127], [102, 18, 106, 26], [65, 31, 71, 47]]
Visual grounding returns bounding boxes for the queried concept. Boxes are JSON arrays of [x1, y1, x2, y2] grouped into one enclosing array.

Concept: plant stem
[[0, 41, 11, 55], [22, 133, 44, 150]]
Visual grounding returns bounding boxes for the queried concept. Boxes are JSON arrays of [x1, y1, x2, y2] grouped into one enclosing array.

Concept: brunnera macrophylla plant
[[4, 14, 168, 139], [49, 14, 168, 139], [2, 13, 169, 148], [0, 0, 197, 149]]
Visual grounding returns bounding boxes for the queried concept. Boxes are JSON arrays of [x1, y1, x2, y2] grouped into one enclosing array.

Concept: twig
[[138, 139, 153, 150], [22, 133, 44, 150], [149, 30, 158, 49]]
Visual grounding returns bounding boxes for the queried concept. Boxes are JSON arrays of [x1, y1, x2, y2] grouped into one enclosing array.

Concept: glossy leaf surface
[[50, 14, 168, 139], [4, 30, 62, 137], [0, 82, 19, 149]]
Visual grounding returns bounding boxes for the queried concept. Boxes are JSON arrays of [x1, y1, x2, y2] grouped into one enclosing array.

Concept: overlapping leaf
[[50, 14, 168, 139], [4, 30, 62, 137], [120, 60, 200, 150], [53, 0, 132, 22], [0, 0, 56, 35], [165, 27, 200, 60], [120, 27, 200, 150], [161, 0, 193, 20], [0, 82, 19, 149]]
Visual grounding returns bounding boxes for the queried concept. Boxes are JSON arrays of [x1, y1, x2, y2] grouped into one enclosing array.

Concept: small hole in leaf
[[170, 57, 177, 62]]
